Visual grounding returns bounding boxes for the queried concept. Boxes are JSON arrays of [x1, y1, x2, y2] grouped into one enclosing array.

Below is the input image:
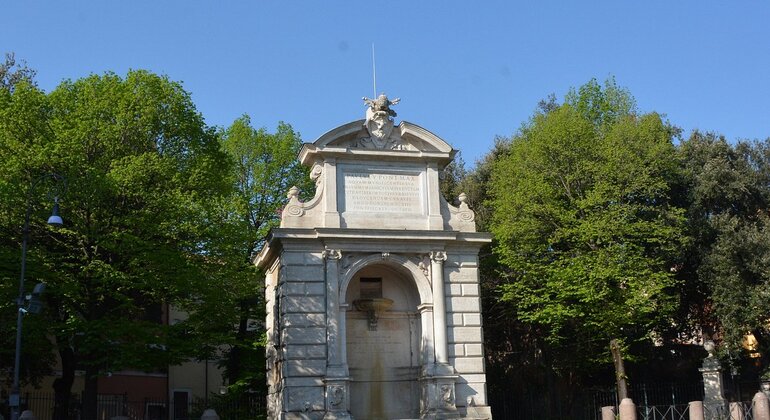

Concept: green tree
[[487, 79, 687, 384], [0, 74, 58, 389], [679, 132, 770, 374], [184, 116, 311, 396], [0, 52, 36, 92], [0, 70, 230, 419]]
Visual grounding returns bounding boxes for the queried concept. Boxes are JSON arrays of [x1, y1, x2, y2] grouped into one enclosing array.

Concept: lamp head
[[47, 198, 63, 227]]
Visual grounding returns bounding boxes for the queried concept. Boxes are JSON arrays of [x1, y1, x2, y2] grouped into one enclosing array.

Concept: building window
[[359, 277, 382, 299]]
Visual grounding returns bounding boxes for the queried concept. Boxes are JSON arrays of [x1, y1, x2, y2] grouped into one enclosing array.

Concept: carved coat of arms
[[357, 94, 408, 150]]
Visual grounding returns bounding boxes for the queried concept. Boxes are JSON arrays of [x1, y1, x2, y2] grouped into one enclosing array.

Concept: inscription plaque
[[342, 171, 422, 214]]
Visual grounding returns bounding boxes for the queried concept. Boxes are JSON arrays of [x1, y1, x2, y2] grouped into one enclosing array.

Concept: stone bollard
[[619, 398, 637, 420], [688, 401, 704, 420], [201, 409, 220, 420], [729, 402, 745, 420], [19, 411, 36, 420], [601, 405, 616, 420], [753, 391, 770, 420]]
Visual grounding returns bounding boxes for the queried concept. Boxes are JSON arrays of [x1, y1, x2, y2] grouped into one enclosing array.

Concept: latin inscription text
[[343, 172, 422, 213]]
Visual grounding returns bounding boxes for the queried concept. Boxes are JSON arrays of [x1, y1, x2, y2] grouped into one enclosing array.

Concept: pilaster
[[700, 343, 726, 413], [425, 251, 459, 417], [323, 249, 353, 419]]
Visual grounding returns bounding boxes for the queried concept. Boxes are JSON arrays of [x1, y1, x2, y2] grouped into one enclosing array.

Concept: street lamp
[[10, 173, 65, 420]]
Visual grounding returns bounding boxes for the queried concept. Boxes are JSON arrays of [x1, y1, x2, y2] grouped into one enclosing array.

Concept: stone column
[[618, 398, 637, 420], [601, 406, 616, 420], [418, 303, 436, 372], [323, 249, 352, 420], [323, 159, 340, 228], [753, 391, 770, 420], [430, 251, 449, 366], [688, 401, 704, 420], [200, 409, 220, 420], [324, 249, 342, 369], [700, 341, 726, 412], [729, 402, 744, 420], [420, 251, 459, 419], [762, 381, 770, 401], [339, 303, 349, 370], [426, 163, 444, 230]]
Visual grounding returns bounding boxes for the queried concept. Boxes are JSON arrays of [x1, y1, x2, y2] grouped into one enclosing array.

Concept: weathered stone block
[[450, 344, 465, 357], [284, 344, 326, 360], [461, 283, 479, 296], [445, 267, 480, 283], [284, 413, 324, 420], [446, 283, 463, 296], [283, 265, 324, 282], [283, 282, 325, 296], [448, 327, 482, 343], [451, 356, 485, 374], [285, 359, 326, 377], [456, 374, 488, 384], [463, 313, 482, 326], [455, 382, 488, 406], [281, 313, 326, 327], [448, 313, 463, 326], [465, 343, 483, 356], [282, 251, 324, 265], [283, 377, 325, 387], [446, 253, 479, 267], [282, 296, 325, 313], [282, 327, 326, 345], [447, 296, 480, 312], [285, 386, 325, 411]]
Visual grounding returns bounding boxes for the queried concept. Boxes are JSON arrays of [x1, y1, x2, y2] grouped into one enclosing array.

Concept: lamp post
[[10, 173, 65, 420]]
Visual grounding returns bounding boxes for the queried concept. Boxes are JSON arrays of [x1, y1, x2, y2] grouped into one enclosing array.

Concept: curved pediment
[[313, 120, 453, 152], [300, 120, 455, 167]]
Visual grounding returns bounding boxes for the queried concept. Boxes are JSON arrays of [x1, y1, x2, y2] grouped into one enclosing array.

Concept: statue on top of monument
[[358, 94, 409, 150], [362, 93, 400, 117]]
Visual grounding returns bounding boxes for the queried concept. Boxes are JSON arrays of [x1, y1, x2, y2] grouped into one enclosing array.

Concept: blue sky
[[2, 1, 769, 166]]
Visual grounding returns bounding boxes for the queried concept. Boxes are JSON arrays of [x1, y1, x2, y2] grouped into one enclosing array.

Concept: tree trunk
[[611, 339, 629, 400], [82, 367, 99, 420], [52, 340, 75, 420], [226, 300, 249, 385]]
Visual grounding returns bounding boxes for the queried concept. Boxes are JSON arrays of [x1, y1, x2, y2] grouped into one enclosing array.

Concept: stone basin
[[353, 297, 394, 313]]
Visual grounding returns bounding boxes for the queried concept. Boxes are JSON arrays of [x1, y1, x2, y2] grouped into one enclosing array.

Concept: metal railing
[[1, 392, 266, 420], [637, 403, 690, 420]]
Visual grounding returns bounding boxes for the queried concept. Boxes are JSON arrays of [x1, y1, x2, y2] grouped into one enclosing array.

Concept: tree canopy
[[678, 132, 770, 369], [0, 70, 234, 418], [487, 79, 687, 373]]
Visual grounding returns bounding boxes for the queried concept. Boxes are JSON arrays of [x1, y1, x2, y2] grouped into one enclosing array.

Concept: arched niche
[[344, 263, 422, 420]]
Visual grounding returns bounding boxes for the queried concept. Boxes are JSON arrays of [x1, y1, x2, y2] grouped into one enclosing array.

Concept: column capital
[[323, 248, 342, 260], [429, 251, 447, 263], [417, 303, 434, 313]]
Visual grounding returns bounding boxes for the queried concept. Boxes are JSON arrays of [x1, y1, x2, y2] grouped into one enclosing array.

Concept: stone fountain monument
[[256, 95, 493, 419]]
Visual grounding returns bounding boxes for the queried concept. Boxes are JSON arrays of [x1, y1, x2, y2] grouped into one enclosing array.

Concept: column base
[[324, 375, 353, 420], [420, 372, 461, 419]]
